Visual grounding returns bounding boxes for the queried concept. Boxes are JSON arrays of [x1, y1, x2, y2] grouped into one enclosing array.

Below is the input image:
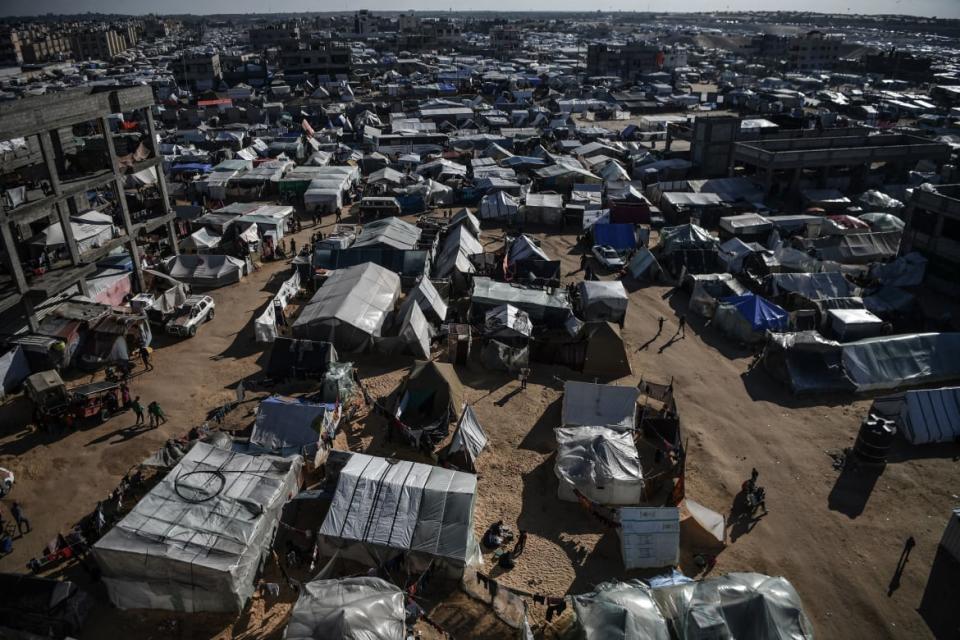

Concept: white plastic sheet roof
[[408, 276, 448, 323], [93, 442, 302, 612], [294, 262, 400, 337], [562, 381, 639, 432], [319, 453, 477, 564], [354, 217, 422, 250], [448, 406, 488, 467], [285, 577, 406, 640], [250, 395, 332, 451], [555, 426, 643, 505]]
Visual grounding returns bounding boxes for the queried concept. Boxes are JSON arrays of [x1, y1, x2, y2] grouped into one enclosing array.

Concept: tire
[[207, 309, 215, 321], [100, 408, 109, 423], [189, 325, 197, 337]]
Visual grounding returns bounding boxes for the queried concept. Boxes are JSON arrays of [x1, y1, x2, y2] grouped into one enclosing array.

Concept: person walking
[[676, 314, 687, 338], [10, 501, 29, 536], [519, 367, 530, 390], [657, 316, 665, 336], [139, 345, 153, 371], [131, 396, 145, 425], [147, 401, 167, 428], [335, 209, 343, 224]]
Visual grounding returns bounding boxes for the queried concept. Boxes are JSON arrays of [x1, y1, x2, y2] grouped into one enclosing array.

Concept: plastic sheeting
[[0, 346, 29, 400], [766, 272, 855, 301], [407, 277, 448, 324], [572, 580, 670, 640], [318, 453, 478, 575], [485, 304, 532, 339], [900, 386, 960, 445], [562, 381, 639, 432], [658, 224, 717, 256], [869, 252, 927, 287], [293, 263, 400, 352], [164, 254, 245, 288], [284, 577, 406, 640], [471, 278, 572, 325], [717, 293, 788, 333], [481, 340, 529, 372], [626, 248, 663, 282], [250, 395, 337, 454], [93, 443, 302, 612], [479, 191, 519, 219], [652, 573, 814, 640], [447, 406, 488, 471], [578, 280, 628, 324], [555, 426, 643, 505], [508, 234, 549, 264], [462, 567, 529, 629], [255, 270, 301, 343]]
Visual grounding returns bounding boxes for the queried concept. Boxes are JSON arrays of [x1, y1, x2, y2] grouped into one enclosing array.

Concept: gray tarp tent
[[394, 360, 464, 446], [562, 380, 639, 432], [625, 248, 664, 282], [766, 272, 855, 301], [250, 395, 336, 455], [292, 263, 401, 352], [484, 304, 533, 339], [444, 405, 488, 472], [899, 386, 960, 445], [164, 254, 245, 288], [93, 443, 302, 612], [284, 577, 406, 640], [471, 277, 572, 325], [583, 322, 632, 379], [318, 452, 479, 577], [578, 280, 628, 324], [555, 426, 644, 505], [572, 579, 670, 640]]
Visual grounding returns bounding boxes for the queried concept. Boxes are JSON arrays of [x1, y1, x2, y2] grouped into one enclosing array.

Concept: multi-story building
[[0, 29, 23, 66], [20, 33, 72, 64], [747, 31, 842, 71], [354, 10, 376, 36], [903, 183, 960, 293], [587, 42, 663, 82], [490, 26, 523, 60], [172, 52, 223, 91], [278, 40, 352, 79], [249, 22, 301, 50], [72, 28, 130, 61], [0, 86, 178, 331]]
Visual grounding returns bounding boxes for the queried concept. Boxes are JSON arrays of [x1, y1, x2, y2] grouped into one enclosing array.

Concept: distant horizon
[[1, 3, 958, 20]]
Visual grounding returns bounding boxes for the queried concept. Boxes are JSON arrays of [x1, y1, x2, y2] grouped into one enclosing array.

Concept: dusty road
[[0, 212, 956, 639]]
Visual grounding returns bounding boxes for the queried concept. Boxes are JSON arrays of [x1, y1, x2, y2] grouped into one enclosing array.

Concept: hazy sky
[[1, 0, 958, 19]]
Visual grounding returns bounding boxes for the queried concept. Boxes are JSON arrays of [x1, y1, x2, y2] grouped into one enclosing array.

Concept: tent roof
[[250, 396, 332, 451], [318, 452, 477, 563], [285, 577, 406, 640], [719, 293, 788, 332], [293, 262, 400, 337], [555, 426, 643, 488], [448, 406, 488, 468], [562, 381, 638, 431]]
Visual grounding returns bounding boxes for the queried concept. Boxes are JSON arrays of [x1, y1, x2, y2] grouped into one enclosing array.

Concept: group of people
[[0, 500, 31, 554], [743, 468, 768, 515], [129, 396, 167, 428], [482, 520, 529, 570]]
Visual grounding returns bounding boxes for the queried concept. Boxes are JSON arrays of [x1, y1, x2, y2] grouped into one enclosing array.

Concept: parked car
[[166, 295, 215, 338], [591, 244, 625, 270]]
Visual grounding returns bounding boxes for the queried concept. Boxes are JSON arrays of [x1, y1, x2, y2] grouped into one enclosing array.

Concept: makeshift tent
[[30, 210, 115, 254], [859, 212, 905, 232], [471, 278, 572, 325], [583, 322, 632, 379], [394, 360, 464, 446], [899, 386, 960, 445], [688, 274, 748, 318], [317, 452, 479, 577], [869, 252, 927, 287], [717, 237, 759, 273], [766, 272, 855, 301], [406, 277, 448, 324], [620, 507, 680, 569], [714, 294, 788, 343], [292, 263, 400, 352], [93, 443, 302, 612], [827, 308, 884, 341], [652, 573, 814, 640], [507, 234, 549, 264], [593, 223, 637, 252], [254, 270, 301, 343], [395, 299, 432, 359], [179, 227, 222, 253], [484, 304, 532, 339], [250, 395, 337, 455], [353, 217, 421, 251], [625, 248, 663, 282], [0, 574, 91, 639], [164, 254, 245, 288], [265, 338, 338, 380], [571, 580, 671, 640], [0, 346, 30, 400], [478, 191, 519, 219], [578, 280, 628, 324], [444, 406, 488, 472], [562, 380, 638, 432], [449, 208, 481, 236], [284, 577, 406, 640], [658, 224, 717, 255], [555, 426, 644, 505]]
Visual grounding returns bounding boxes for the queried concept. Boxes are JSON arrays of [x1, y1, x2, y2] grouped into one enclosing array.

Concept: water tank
[[854, 415, 896, 464]]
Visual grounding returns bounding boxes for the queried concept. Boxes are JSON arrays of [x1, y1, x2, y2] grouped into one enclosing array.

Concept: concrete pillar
[[0, 220, 37, 331], [39, 131, 82, 267], [100, 116, 146, 291], [763, 166, 774, 195], [143, 106, 179, 256], [789, 168, 802, 194]]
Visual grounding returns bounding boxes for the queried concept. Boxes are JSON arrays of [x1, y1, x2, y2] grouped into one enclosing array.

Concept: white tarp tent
[[254, 270, 301, 343], [479, 190, 519, 219], [250, 395, 337, 454], [284, 577, 406, 640], [164, 254, 245, 288], [446, 406, 488, 472], [318, 452, 479, 577], [93, 443, 302, 612], [555, 426, 644, 505], [30, 210, 115, 254], [899, 386, 960, 445], [578, 280, 628, 324], [562, 381, 639, 432], [292, 263, 400, 352]]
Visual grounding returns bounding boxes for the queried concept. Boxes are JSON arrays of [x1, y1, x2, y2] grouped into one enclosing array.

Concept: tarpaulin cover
[[508, 234, 549, 264], [479, 190, 519, 219], [555, 426, 643, 505], [480, 340, 529, 372], [164, 254, 244, 288], [318, 453, 478, 574], [593, 223, 637, 251], [766, 272, 855, 301], [842, 333, 960, 392], [292, 263, 400, 352], [719, 294, 788, 332], [578, 280, 628, 323], [395, 360, 464, 438], [899, 386, 960, 445], [471, 278, 571, 324], [266, 338, 337, 379], [869, 252, 927, 288], [447, 406, 488, 471], [255, 270, 301, 343], [284, 577, 405, 640], [562, 381, 639, 432], [484, 304, 532, 338], [0, 345, 30, 399], [407, 277, 448, 323], [93, 442, 302, 612], [651, 572, 814, 640], [572, 579, 670, 640], [626, 248, 663, 281], [658, 224, 717, 255], [250, 395, 336, 454]]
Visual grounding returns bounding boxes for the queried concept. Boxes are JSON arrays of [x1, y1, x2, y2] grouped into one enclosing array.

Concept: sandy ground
[[0, 208, 957, 639]]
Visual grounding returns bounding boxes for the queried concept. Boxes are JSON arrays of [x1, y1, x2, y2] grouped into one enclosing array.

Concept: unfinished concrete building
[[902, 184, 960, 294], [0, 86, 177, 332], [732, 133, 952, 195]]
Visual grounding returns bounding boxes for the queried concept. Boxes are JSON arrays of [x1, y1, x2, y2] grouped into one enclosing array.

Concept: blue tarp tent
[[720, 293, 789, 332], [593, 223, 637, 251]]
